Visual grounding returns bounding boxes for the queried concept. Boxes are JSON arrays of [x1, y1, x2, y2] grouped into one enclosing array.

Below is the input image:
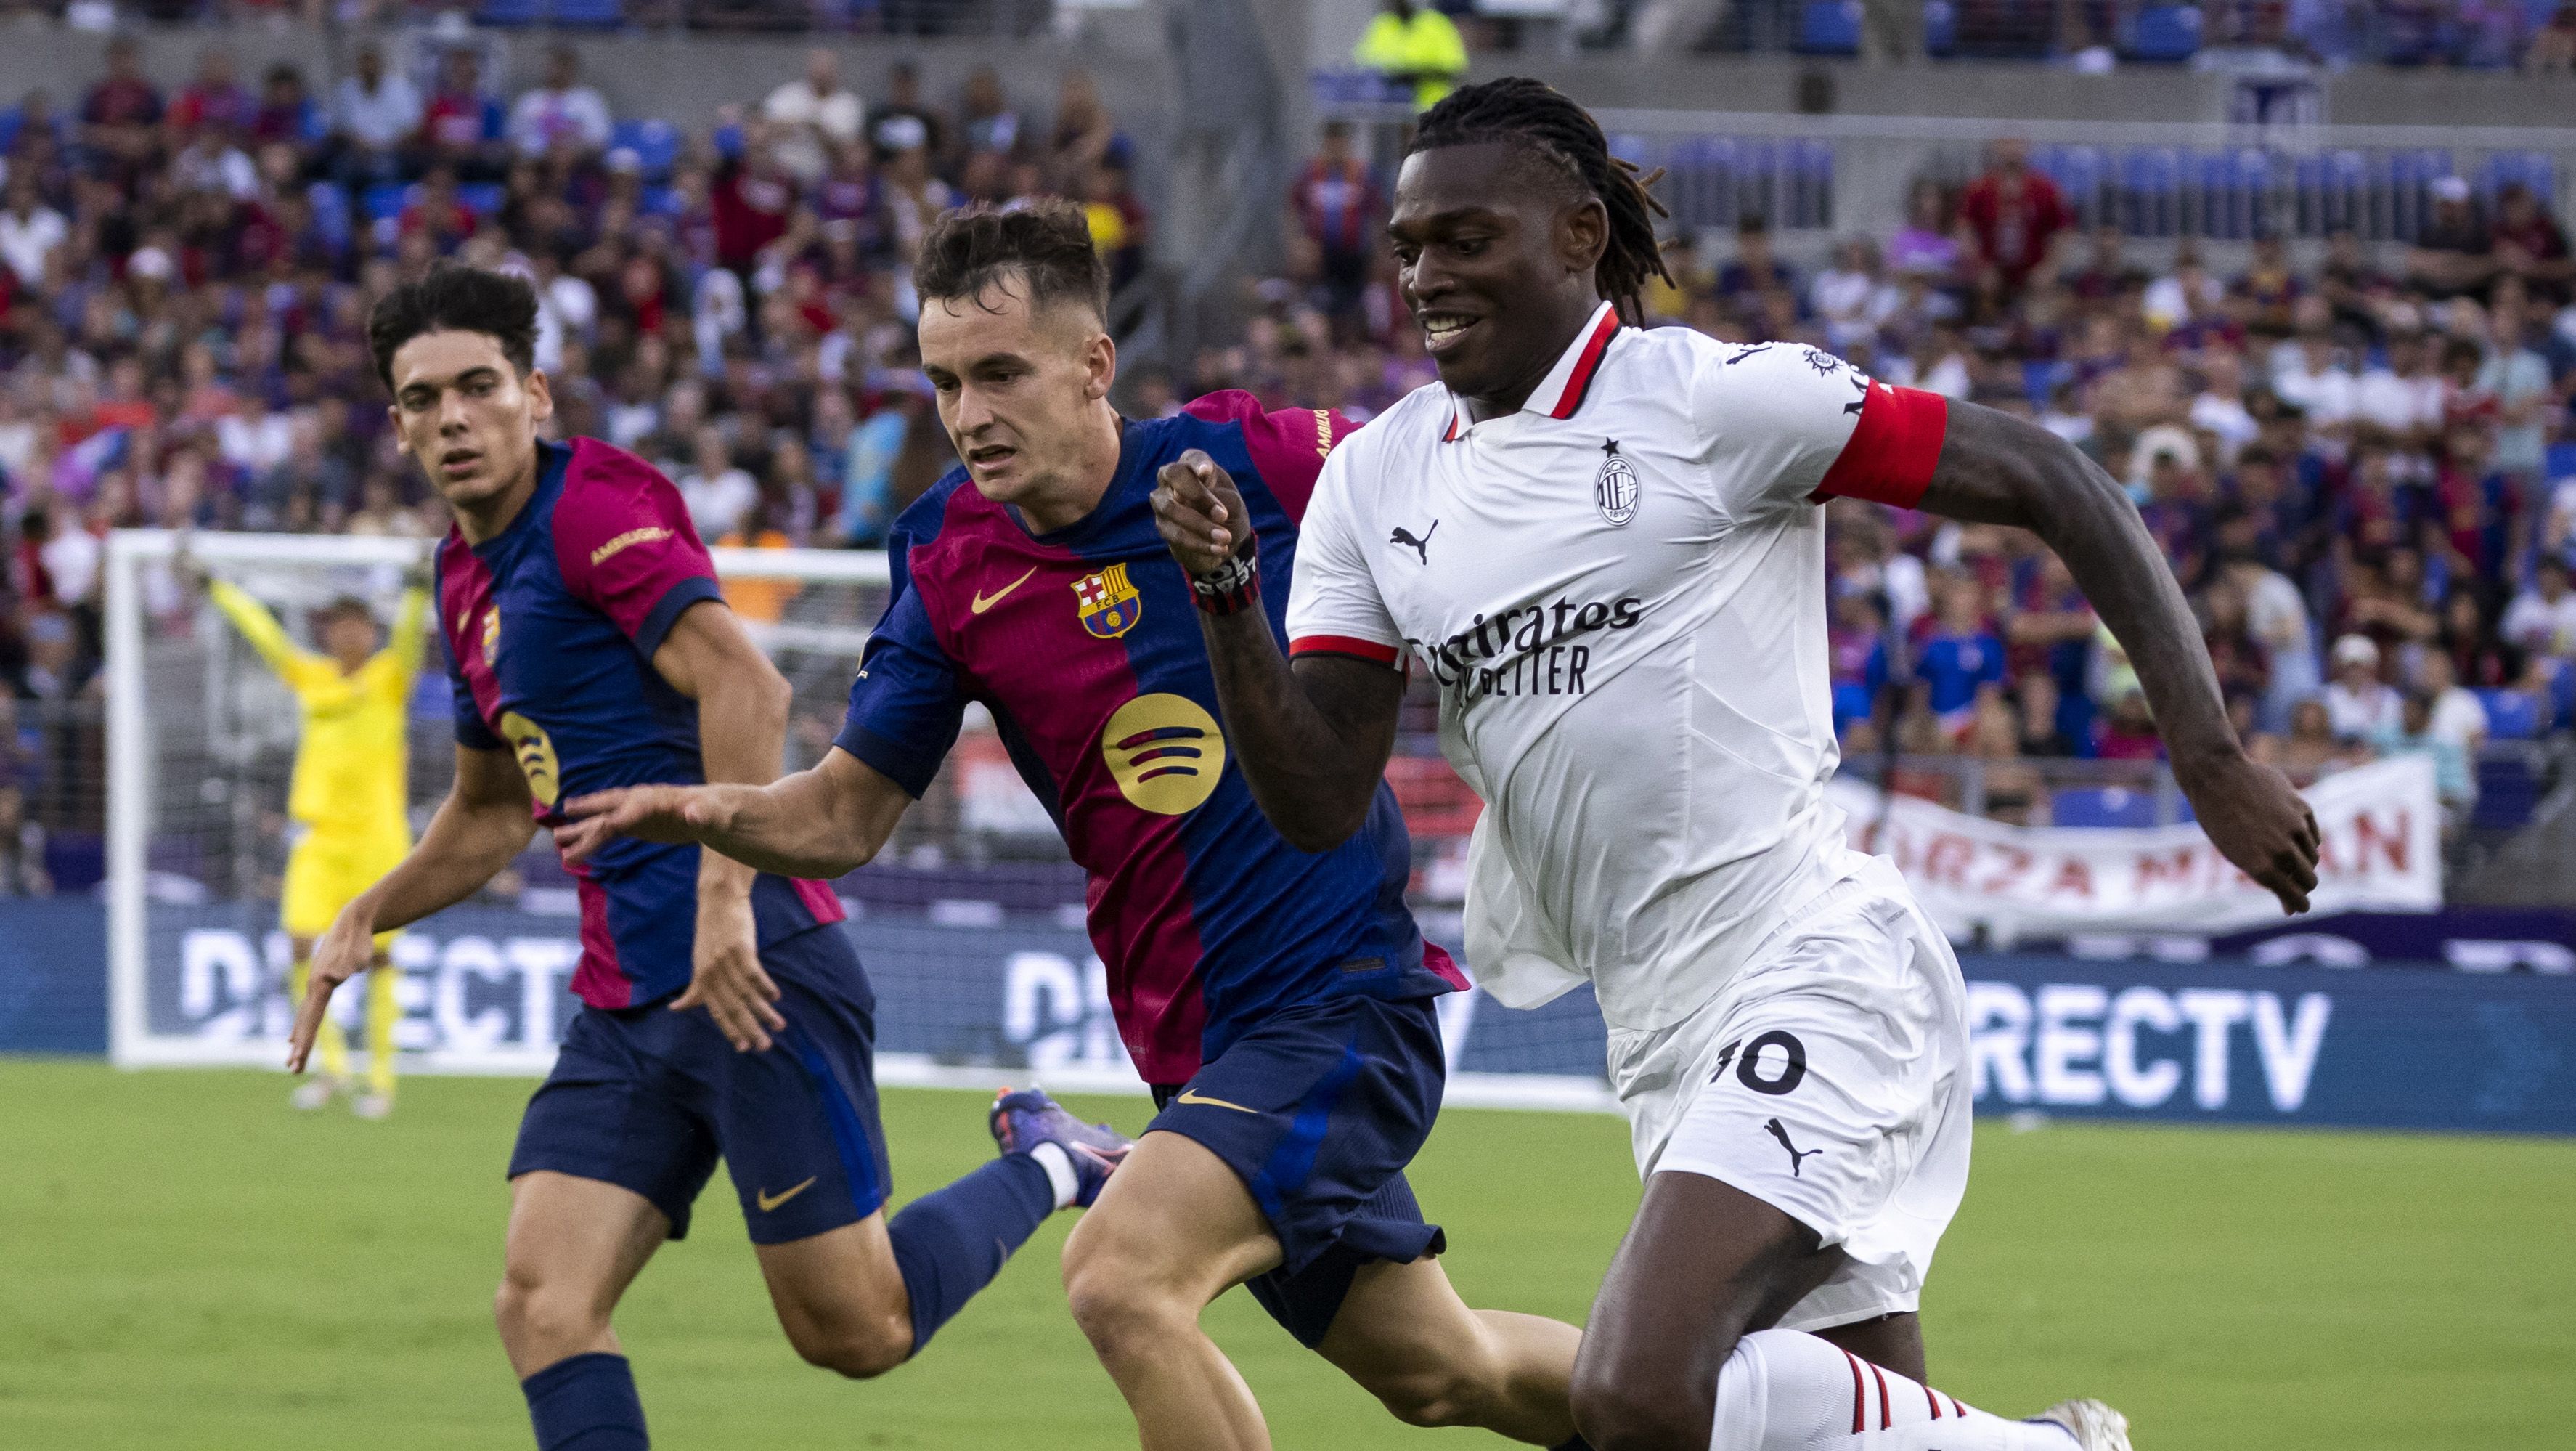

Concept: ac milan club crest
[[1594, 438, 1638, 527]]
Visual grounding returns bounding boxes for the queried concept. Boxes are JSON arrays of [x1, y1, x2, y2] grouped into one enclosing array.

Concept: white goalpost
[[101, 527, 1618, 1114]]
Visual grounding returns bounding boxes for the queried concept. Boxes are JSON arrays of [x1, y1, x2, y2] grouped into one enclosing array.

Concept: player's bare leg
[[1570, 1172, 2101, 1451], [1061, 1131, 1278, 1450], [1315, 1253, 1581, 1444], [752, 1211, 915, 1379], [494, 1171, 667, 1377], [1064, 1129, 1581, 1450], [497, 1171, 666, 1450]]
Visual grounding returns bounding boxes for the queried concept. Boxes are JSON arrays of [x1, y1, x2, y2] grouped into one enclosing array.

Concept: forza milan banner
[[1822, 755, 2442, 944]]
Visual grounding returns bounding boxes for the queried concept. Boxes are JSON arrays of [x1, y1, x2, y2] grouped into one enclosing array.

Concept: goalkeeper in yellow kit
[[208, 577, 428, 1119]]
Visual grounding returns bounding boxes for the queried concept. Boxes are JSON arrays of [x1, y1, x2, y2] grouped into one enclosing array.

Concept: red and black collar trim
[[1543, 304, 1621, 420]]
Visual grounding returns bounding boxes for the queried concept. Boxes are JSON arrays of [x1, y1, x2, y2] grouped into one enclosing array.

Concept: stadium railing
[[1313, 97, 2576, 244]]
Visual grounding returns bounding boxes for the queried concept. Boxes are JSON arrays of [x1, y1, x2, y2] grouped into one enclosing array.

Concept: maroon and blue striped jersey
[[436, 436, 844, 1009], [835, 394, 1464, 1083]]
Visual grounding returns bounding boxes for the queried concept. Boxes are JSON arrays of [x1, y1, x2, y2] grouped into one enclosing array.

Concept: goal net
[[103, 529, 1616, 1110]]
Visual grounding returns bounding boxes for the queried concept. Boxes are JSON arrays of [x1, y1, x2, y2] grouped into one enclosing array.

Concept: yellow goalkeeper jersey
[[209, 580, 428, 838]]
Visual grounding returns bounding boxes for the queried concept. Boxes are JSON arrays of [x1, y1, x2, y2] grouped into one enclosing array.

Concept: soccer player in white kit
[[1152, 80, 2325, 1451]]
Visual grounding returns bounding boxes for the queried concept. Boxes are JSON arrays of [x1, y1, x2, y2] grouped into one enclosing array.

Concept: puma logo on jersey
[[1764, 1118, 1823, 1177], [1389, 521, 1437, 564]]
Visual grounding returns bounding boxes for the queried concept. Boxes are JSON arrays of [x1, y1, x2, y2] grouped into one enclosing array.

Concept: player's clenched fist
[[287, 898, 380, 1073], [1152, 449, 1250, 577]]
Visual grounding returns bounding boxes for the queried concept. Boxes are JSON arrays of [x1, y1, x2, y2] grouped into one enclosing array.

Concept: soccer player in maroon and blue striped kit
[[563, 201, 1594, 1450], [290, 267, 1128, 1451]]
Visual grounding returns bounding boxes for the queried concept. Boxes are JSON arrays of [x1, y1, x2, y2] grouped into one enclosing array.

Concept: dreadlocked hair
[[1408, 77, 1673, 324]]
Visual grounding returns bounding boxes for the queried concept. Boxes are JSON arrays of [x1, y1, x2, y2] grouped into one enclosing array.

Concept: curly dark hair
[[366, 265, 540, 391], [1409, 76, 1674, 325], [916, 198, 1110, 322]]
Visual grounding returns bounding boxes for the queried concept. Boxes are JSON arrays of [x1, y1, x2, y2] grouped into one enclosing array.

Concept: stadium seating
[[2481, 688, 2545, 742], [613, 118, 682, 182], [475, 0, 547, 24], [2125, 3, 2205, 61], [2473, 753, 2544, 830], [2050, 787, 2161, 829], [1795, 0, 1864, 55]]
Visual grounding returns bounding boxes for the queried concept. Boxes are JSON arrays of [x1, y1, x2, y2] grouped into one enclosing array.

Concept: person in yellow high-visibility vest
[[1354, 0, 1470, 112], [208, 576, 428, 1119]]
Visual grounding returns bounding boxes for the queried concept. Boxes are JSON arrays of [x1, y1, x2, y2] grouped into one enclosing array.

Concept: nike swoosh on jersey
[[970, 566, 1040, 614], [1173, 1090, 1260, 1114], [756, 1176, 818, 1212]]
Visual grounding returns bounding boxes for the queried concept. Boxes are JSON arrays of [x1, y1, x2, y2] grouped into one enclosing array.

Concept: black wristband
[[1191, 541, 1260, 616]]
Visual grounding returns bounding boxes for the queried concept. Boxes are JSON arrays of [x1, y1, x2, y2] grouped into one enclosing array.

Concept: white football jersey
[[1284, 303, 1948, 1033]]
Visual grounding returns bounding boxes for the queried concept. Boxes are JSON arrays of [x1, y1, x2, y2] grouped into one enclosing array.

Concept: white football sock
[[1713, 1328, 2079, 1450], [1027, 1141, 1080, 1210]]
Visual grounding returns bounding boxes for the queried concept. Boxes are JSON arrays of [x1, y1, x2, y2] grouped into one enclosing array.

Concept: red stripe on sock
[[1927, 1381, 1943, 1419], [1871, 1364, 1893, 1429], [1843, 1350, 1866, 1434]]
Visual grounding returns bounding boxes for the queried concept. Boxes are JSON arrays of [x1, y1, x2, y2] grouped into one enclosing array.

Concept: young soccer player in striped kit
[[291, 267, 1122, 1451]]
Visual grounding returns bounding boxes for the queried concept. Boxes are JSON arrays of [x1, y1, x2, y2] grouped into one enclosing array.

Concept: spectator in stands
[[81, 35, 163, 188], [1914, 575, 2005, 736], [0, 174, 66, 288], [2530, 1, 2576, 68], [2418, 649, 2490, 754], [417, 48, 506, 182], [2409, 176, 2495, 300], [1082, 158, 1150, 295], [677, 423, 757, 542], [1292, 121, 1382, 339], [2374, 690, 2477, 829], [1965, 690, 2042, 825], [2094, 687, 2163, 761], [168, 45, 252, 142], [762, 47, 862, 184], [2354, 329, 2445, 447], [0, 775, 47, 898], [1959, 137, 2069, 296], [1887, 179, 1961, 283], [510, 45, 611, 163], [252, 63, 319, 154], [957, 65, 1021, 161], [2502, 556, 2576, 659], [2490, 183, 2573, 304], [2270, 322, 2356, 429], [1354, 0, 1470, 112], [1716, 214, 1796, 321], [867, 60, 945, 167], [1047, 70, 1128, 190], [2324, 633, 2402, 739], [328, 42, 420, 187]]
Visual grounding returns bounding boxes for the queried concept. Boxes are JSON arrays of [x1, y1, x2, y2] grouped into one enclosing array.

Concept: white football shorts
[[1606, 857, 1973, 1332]]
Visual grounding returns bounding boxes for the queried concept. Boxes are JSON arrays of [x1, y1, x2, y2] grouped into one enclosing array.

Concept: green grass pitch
[[1, 1059, 2566, 1448]]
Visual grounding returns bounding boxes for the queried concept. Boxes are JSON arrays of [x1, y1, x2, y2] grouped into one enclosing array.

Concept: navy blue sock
[[521, 1351, 647, 1451], [885, 1153, 1055, 1356]]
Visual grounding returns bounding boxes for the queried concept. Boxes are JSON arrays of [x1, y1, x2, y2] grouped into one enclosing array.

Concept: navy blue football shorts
[[1149, 993, 1449, 1348], [508, 922, 889, 1246]]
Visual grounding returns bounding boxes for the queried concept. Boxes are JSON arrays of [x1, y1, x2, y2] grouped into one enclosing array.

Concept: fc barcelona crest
[[1595, 439, 1638, 527], [1072, 563, 1144, 639]]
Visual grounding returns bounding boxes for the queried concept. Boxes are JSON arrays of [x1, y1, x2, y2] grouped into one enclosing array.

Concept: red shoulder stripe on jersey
[[1843, 1350, 1866, 1434], [1546, 306, 1622, 419], [1871, 1362, 1893, 1430], [1926, 1381, 1943, 1419], [1442, 407, 1462, 443], [1290, 634, 1403, 667], [1949, 1394, 1968, 1419], [1812, 383, 1948, 508]]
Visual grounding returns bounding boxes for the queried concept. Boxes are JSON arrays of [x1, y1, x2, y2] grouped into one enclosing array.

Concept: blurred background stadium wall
[[0, 0, 2569, 1121]]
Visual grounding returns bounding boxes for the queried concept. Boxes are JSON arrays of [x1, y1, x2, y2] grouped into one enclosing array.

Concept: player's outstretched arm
[[555, 747, 911, 881], [1152, 449, 1405, 852], [289, 745, 536, 1070], [1915, 400, 2322, 913]]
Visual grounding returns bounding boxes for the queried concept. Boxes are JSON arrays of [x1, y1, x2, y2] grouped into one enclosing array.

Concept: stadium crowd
[[1, 31, 2572, 895]]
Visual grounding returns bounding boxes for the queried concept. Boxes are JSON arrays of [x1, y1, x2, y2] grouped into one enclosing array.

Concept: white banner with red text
[[1823, 755, 2442, 944]]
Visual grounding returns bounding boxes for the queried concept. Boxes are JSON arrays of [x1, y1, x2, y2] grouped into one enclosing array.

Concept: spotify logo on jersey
[[1100, 694, 1226, 815], [500, 711, 561, 807]]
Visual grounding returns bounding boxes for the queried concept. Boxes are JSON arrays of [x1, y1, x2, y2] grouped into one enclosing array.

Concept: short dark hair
[[914, 200, 1109, 322], [317, 595, 377, 628], [367, 266, 540, 392]]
